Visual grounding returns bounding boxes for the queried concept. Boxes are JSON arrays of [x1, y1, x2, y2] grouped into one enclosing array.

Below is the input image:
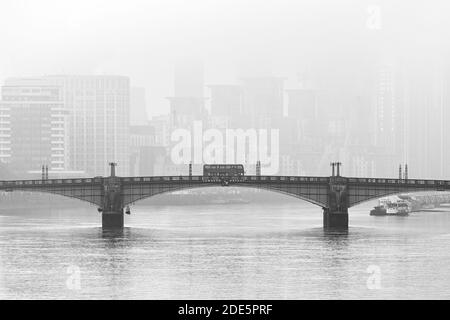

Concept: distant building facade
[[241, 77, 285, 123], [168, 60, 206, 128], [0, 78, 67, 177], [130, 87, 149, 126], [46, 75, 130, 176], [0, 75, 131, 177]]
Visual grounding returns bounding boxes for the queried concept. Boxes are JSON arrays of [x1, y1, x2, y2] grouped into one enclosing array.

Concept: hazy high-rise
[[46, 75, 130, 176], [0, 78, 67, 177], [0, 75, 131, 176], [130, 87, 149, 126], [169, 60, 206, 127]]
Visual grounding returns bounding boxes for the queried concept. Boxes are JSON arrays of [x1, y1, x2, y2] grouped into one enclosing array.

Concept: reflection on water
[[1, 201, 450, 299]]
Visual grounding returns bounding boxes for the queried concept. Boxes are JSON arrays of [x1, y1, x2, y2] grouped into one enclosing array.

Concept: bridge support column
[[102, 170, 124, 230], [323, 208, 348, 229], [325, 177, 349, 229], [102, 209, 124, 229]]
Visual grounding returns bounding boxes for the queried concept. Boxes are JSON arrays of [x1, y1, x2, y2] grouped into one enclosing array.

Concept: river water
[[1, 199, 450, 299]]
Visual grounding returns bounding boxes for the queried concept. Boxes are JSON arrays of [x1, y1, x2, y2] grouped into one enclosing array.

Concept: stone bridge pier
[[323, 176, 349, 229], [101, 163, 124, 229]]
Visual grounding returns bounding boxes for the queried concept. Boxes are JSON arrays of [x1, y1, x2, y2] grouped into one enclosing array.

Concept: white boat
[[385, 200, 410, 216]]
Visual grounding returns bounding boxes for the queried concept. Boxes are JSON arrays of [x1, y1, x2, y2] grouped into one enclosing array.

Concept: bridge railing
[[2, 175, 450, 189], [120, 176, 203, 182], [119, 175, 330, 183], [347, 177, 450, 186], [118, 175, 450, 186], [0, 177, 103, 188]]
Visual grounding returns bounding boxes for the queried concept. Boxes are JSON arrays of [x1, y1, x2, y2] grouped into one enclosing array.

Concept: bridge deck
[[2, 174, 450, 229], [1, 175, 450, 189]]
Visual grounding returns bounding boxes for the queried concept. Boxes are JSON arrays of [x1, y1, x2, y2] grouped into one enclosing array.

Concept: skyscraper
[[374, 64, 397, 151], [0, 78, 67, 176], [401, 60, 448, 179], [46, 75, 131, 176], [168, 60, 206, 127], [209, 85, 242, 118], [130, 87, 149, 126], [1, 75, 131, 176], [208, 84, 243, 128], [241, 77, 285, 123], [174, 60, 204, 98], [286, 88, 316, 120]]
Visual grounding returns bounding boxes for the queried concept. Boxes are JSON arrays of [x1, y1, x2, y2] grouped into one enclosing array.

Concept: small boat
[[385, 201, 410, 216], [370, 205, 387, 216], [370, 197, 410, 216], [370, 197, 389, 216]]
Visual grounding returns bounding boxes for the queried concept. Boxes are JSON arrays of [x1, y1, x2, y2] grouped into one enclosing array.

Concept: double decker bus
[[203, 164, 244, 184]]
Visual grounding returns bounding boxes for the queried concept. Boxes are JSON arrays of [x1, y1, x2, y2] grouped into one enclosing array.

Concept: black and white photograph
[[0, 0, 450, 307]]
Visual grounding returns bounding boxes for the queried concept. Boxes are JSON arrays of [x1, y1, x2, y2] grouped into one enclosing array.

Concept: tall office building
[[374, 65, 398, 151], [286, 88, 317, 143], [286, 88, 316, 120], [365, 64, 403, 177], [168, 60, 206, 127], [46, 75, 131, 176], [241, 77, 285, 123], [441, 66, 450, 178], [209, 85, 242, 118], [208, 85, 243, 128], [401, 61, 448, 179], [2, 76, 131, 176], [130, 87, 149, 126], [129, 125, 158, 176], [174, 60, 204, 98], [0, 78, 67, 176], [168, 96, 205, 126]]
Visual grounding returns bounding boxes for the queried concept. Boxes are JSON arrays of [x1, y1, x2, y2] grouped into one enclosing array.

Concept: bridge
[[1, 162, 450, 229]]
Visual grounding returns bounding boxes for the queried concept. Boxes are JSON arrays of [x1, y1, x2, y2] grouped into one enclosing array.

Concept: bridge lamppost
[[109, 162, 117, 177], [330, 162, 336, 176], [404, 163, 408, 179], [336, 162, 342, 176], [330, 162, 342, 177], [256, 160, 261, 176]]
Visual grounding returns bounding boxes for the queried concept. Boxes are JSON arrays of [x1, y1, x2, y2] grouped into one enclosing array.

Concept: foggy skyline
[[3, 1, 450, 303], [1, 0, 449, 117]]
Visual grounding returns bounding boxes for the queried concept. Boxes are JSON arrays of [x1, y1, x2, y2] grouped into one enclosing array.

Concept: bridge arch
[[122, 183, 328, 208], [234, 185, 326, 207], [0, 186, 103, 207], [348, 188, 450, 208], [0, 189, 99, 206]]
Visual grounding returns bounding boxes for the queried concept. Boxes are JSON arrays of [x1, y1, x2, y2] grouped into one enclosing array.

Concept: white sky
[[0, 0, 449, 117]]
